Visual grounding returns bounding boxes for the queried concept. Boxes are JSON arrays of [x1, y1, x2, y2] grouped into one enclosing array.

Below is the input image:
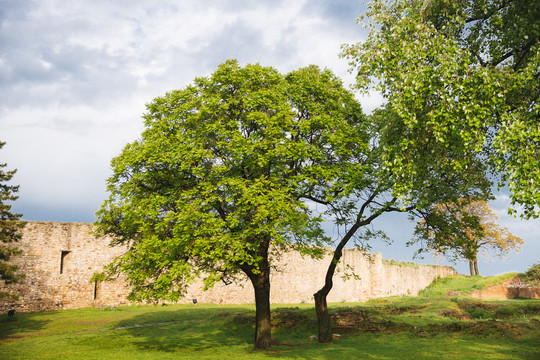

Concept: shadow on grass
[[102, 306, 257, 353], [0, 312, 51, 340], [93, 306, 365, 358], [9, 301, 534, 359], [93, 301, 540, 359]]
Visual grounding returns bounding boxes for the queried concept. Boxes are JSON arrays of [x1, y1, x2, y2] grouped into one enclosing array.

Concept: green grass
[[418, 273, 519, 297], [1, 296, 539, 359], [382, 259, 421, 268]]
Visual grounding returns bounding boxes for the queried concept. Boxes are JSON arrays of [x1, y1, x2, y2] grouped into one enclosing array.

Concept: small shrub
[[519, 262, 540, 287]]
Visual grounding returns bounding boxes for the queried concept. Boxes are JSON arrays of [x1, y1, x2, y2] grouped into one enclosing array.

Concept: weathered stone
[[471, 277, 540, 299], [0, 221, 458, 312]]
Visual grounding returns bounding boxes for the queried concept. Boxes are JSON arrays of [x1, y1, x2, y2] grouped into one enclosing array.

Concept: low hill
[[419, 273, 540, 299]]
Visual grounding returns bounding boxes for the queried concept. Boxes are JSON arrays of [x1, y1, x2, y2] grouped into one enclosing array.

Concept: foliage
[[0, 141, 26, 300], [95, 59, 367, 348], [412, 199, 523, 274], [519, 262, 540, 287], [342, 0, 540, 219], [309, 103, 491, 341]]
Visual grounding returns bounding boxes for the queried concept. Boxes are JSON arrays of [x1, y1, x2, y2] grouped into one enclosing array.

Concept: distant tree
[[0, 141, 26, 299], [520, 262, 540, 287], [95, 60, 369, 349], [413, 199, 523, 276], [342, 0, 540, 219]]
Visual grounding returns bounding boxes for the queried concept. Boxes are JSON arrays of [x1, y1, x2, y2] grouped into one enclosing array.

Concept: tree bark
[[250, 272, 271, 349], [469, 260, 474, 276], [314, 284, 332, 342], [242, 239, 272, 350], [474, 260, 479, 276]]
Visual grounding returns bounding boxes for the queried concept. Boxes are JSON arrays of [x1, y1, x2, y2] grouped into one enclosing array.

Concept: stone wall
[[0, 222, 457, 312], [471, 277, 540, 299]]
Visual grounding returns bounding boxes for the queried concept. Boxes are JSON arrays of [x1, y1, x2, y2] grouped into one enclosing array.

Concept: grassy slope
[[1, 275, 539, 359], [418, 273, 519, 297]]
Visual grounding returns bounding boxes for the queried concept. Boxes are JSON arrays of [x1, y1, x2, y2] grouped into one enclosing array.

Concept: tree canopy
[[342, 0, 540, 218], [0, 141, 25, 300], [309, 102, 492, 342], [95, 59, 368, 348], [412, 198, 523, 275]]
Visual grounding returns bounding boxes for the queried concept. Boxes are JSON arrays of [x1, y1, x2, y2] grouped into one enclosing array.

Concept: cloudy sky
[[1, 0, 538, 276]]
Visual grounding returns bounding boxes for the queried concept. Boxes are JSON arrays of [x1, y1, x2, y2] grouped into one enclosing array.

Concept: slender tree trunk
[[314, 237, 350, 343], [474, 260, 479, 276], [469, 260, 474, 276], [312, 194, 390, 343], [314, 283, 333, 343]]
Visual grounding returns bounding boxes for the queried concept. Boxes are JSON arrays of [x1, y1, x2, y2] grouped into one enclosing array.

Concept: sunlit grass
[[418, 273, 519, 297], [1, 295, 539, 360]]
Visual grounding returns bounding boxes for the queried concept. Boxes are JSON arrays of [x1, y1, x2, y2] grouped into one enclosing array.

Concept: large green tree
[[0, 141, 26, 300], [342, 0, 540, 218], [95, 60, 366, 349]]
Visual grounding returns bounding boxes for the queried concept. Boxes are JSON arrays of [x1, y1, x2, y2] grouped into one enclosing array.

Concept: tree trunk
[[314, 243, 346, 343], [314, 286, 332, 343], [474, 260, 479, 276], [242, 246, 272, 350], [313, 204, 379, 343], [469, 260, 474, 276], [251, 272, 271, 349], [312, 193, 391, 343]]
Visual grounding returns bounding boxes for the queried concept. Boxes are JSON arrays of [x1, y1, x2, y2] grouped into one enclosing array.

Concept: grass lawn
[[1, 295, 539, 360]]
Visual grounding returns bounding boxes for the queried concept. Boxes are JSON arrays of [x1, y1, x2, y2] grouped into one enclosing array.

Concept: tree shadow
[[104, 306, 257, 353], [57, 302, 540, 359], [0, 311, 51, 340]]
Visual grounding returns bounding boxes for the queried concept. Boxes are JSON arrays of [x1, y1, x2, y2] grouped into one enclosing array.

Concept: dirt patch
[[471, 277, 540, 299], [438, 309, 470, 320], [271, 308, 312, 330], [465, 320, 529, 338], [331, 309, 398, 333]]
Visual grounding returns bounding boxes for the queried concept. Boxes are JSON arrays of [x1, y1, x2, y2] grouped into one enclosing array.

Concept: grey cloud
[[301, 0, 367, 34], [196, 0, 287, 12], [2, 47, 138, 114], [191, 22, 272, 68], [0, 3, 146, 111], [304, 0, 367, 21], [181, 19, 300, 77]]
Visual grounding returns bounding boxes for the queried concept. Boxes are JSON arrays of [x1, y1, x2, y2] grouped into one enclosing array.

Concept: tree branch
[[300, 194, 330, 206]]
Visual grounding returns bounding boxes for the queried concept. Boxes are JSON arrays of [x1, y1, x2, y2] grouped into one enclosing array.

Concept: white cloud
[[3, 0, 535, 275]]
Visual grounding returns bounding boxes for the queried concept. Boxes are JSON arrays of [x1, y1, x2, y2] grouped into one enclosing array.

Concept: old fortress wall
[[0, 222, 458, 312]]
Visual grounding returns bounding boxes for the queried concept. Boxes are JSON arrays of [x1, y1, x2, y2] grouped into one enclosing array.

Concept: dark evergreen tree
[[0, 141, 26, 299]]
